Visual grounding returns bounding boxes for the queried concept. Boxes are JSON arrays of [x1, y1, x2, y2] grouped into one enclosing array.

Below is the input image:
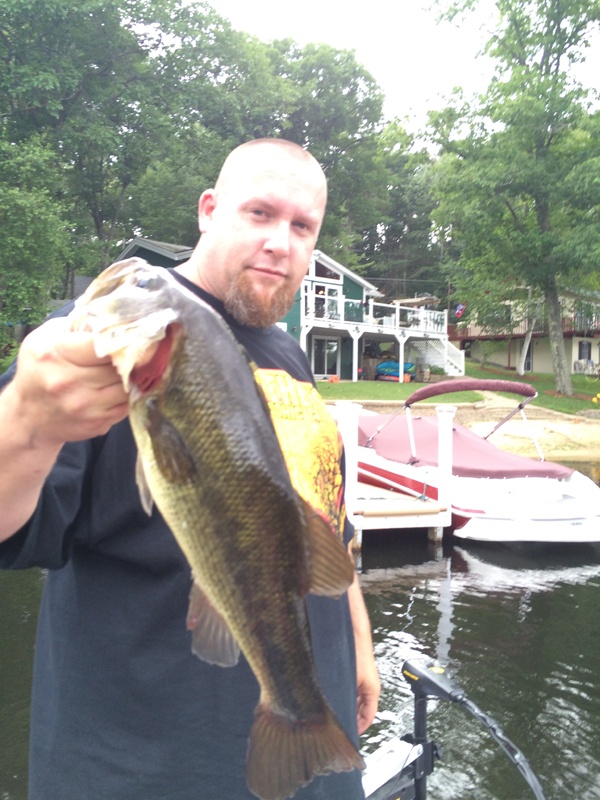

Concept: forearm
[[347, 568, 381, 734], [0, 382, 62, 542]]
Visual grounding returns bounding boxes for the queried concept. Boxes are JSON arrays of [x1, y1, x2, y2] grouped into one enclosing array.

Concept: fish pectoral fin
[[186, 581, 241, 667], [135, 453, 154, 515], [145, 399, 197, 483], [302, 501, 355, 598]]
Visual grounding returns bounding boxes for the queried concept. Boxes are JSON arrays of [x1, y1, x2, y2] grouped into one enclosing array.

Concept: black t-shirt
[[0, 273, 363, 800]]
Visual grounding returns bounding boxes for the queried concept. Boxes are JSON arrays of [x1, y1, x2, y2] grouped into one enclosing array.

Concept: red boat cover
[[358, 414, 573, 480]]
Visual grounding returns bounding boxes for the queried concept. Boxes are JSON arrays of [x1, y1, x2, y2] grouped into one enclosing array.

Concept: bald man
[[0, 139, 379, 800]]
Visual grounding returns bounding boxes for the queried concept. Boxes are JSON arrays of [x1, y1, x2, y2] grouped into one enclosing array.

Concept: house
[[448, 291, 600, 374], [118, 238, 464, 382]]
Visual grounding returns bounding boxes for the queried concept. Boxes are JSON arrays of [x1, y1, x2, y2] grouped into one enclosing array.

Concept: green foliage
[[263, 40, 387, 262], [0, 137, 71, 349], [463, 360, 599, 414], [1, 0, 599, 398], [0, 0, 390, 273], [430, 0, 600, 395], [361, 121, 442, 300]]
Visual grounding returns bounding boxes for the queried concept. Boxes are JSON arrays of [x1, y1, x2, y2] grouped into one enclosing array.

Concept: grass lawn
[[316, 362, 600, 416]]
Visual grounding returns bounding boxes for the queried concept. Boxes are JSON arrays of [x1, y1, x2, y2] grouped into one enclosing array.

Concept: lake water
[[2, 467, 600, 800], [359, 533, 600, 800]]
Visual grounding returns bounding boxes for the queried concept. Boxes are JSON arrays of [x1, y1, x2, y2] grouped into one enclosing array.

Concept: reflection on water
[[360, 532, 600, 800], [0, 569, 43, 800], [2, 464, 600, 800]]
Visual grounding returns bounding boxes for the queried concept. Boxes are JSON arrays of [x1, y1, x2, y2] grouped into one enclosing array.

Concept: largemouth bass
[[70, 258, 365, 800]]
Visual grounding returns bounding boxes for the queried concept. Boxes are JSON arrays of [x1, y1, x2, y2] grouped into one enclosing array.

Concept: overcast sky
[[207, 0, 599, 127]]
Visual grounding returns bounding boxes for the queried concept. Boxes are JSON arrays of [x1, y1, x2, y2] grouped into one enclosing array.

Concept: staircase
[[409, 339, 464, 377]]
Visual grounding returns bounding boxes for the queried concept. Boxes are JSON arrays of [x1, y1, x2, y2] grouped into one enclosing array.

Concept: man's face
[[195, 148, 327, 327]]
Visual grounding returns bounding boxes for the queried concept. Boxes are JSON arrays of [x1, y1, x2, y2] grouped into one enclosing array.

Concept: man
[[0, 139, 380, 799]]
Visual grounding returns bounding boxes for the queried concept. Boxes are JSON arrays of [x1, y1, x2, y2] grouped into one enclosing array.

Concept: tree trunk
[[545, 279, 573, 396], [517, 295, 541, 375], [517, 326, 534, 375]]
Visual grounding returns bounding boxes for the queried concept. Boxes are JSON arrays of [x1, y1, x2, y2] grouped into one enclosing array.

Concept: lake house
[[118, 238, 464, 382]]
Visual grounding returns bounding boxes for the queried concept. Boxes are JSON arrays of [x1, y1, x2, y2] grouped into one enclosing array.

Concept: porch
[[299, 291, 464, 382]]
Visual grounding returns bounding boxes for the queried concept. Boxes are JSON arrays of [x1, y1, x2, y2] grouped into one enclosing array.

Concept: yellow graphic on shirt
[[254, 369, 346, 541]]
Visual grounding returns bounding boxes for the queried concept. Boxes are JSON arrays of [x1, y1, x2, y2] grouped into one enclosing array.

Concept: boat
[[355, 378, 600, 544]]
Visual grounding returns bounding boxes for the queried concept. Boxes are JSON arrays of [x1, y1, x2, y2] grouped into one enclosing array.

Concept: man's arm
[[347, 565, 381, 735], [0, 318, 129, 543]]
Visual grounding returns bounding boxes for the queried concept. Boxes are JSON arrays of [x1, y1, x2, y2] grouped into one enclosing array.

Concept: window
[[313, 285, 340, 320], [579, 340, 592, 361], [314, 262, 341, 281]]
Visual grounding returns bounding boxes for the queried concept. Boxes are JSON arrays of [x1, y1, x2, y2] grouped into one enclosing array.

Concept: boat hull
[[358, 448, 600, 544]]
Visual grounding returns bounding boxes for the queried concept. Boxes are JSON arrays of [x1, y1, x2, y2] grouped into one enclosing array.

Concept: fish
[[69, 258, 365, 800]]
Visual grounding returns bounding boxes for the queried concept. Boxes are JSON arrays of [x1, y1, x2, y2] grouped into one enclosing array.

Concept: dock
[[353, 482, 446, 522], [351, 481, 447, 547], [332, 401, 455, 548]]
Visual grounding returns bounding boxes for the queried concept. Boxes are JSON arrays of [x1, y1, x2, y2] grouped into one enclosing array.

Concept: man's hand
[[356, 643, 381, 735], [0, 318, 130, 542], [8, 317, 129, 447]]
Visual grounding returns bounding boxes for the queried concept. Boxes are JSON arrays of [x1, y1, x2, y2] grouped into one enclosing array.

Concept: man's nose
[[264, 221, 290, 256]]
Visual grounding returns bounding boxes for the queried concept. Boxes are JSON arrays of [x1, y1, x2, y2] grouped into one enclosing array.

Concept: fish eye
[[136, 275, 160, 290]]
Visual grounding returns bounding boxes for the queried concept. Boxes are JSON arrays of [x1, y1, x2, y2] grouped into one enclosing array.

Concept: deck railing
[[304, 292, 447, 336], [449, 305, 600, 339]]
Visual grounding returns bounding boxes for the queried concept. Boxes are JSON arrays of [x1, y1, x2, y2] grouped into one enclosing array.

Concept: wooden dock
[[349, 481, 448, 549], [331, 401, 455, 547], [353, 482, 446, 524]]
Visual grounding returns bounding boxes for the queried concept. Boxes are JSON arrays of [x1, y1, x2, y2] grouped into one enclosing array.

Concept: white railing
[[445, 341, 465, 375], [303, 292, 447, 336]]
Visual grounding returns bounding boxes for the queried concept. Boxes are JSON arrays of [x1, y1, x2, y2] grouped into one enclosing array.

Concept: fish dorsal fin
[[135, 453, 154, 515], [300, 499, 355, 598], [186, 581, 241, 667]]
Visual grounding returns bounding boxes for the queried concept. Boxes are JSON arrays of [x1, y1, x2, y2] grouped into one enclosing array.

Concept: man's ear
[[198, 189, 217, 234]]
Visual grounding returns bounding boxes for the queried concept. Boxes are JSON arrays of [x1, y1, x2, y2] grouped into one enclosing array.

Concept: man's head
[[181, 139, 327, 327]]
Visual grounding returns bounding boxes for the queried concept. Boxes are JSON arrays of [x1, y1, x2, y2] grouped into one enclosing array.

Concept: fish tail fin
[[246, 704, 365, 800]]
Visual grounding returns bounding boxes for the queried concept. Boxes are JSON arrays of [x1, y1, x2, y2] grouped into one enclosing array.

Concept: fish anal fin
[[247, 703, 365, 800], [135, 453, 154, 515], [145, 398, 197, 483], [186, 581, 240, 667], [301, 500, 354, 597]]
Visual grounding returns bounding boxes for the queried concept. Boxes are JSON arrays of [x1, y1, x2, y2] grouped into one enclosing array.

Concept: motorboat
[[356, 378, 600, 544]]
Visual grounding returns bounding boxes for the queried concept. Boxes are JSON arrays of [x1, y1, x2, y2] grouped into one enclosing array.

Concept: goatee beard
[[224, 271, 295, 327]]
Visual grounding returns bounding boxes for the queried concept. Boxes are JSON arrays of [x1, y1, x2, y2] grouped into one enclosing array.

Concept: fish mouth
[[70, 259, 183, 394], [128, 323, 179, 396]]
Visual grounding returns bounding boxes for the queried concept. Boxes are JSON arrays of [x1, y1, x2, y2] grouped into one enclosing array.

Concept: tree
[[430, 0, 600, 394], [264, 40, 387, 263], [0, 0, 176, 266], [360, 121, 443, 301], [0, 137, 71, 354], [0, 0, 393, 286]]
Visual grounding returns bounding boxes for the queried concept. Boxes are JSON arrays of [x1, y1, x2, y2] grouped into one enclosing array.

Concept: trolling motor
[[362, 657, 548, 800]]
